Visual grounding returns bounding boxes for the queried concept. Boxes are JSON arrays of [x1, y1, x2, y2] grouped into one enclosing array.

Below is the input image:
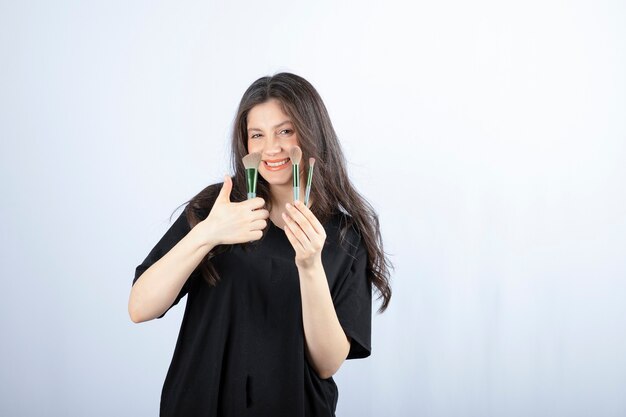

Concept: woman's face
[[246, 98, 300, 187]]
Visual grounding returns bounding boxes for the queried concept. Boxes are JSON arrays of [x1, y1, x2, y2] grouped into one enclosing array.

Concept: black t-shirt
[[133, 204, 372, 417]]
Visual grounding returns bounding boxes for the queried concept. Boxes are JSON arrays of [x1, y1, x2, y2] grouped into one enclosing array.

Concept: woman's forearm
[[129, 186, 269, 323], [128, 224, 214, 323], [298, 262, 351, 379]]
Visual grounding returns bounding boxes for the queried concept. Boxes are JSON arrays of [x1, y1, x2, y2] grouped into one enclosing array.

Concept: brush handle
[[245, 168, 258, 200], [304, 164, 314, 206], [292, 163, 300, 201]]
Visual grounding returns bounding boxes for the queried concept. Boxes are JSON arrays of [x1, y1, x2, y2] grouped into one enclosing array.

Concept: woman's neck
[[268, 183, 310, 229]]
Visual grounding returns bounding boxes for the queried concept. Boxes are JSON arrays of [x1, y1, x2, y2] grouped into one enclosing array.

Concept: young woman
[[128, 72, 392, 416]]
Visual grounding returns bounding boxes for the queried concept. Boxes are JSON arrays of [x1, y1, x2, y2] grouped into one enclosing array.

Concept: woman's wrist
[[296, 257, 324, 275], [190, 221, 219, 252]]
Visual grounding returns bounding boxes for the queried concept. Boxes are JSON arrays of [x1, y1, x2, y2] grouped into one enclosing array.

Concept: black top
[[133, 204, 372, 417]]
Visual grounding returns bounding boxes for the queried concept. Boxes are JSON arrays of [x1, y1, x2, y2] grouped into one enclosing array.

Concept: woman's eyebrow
[[247, 120, 292, 132], [273, 120, 292, 129]]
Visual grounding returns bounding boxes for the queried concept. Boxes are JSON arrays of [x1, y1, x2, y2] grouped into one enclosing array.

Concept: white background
[[1, 1, 625, 416]]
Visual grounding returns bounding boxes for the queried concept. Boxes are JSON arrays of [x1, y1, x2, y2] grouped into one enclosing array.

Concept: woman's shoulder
[[323, 209, 363, 256]]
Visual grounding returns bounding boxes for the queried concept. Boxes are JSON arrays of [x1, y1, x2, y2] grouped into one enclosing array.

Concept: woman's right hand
[[198, 175, 269, 246]]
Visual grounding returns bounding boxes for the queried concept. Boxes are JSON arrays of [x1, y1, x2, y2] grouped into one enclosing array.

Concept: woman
[[128, 72, 392, 416]]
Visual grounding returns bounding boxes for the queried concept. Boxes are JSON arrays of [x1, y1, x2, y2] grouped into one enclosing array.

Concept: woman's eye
[[250, 133, 262, 139], [280, 129, 293, 135]]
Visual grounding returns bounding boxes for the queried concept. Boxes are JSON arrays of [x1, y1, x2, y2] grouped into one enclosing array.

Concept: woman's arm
[[298, 263, 351, 379], [128, 226, 214, 323], [283, 200, 351, 379], [129, 176, 269, 323]]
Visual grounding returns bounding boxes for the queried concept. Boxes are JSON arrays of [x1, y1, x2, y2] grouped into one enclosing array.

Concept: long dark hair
[[175, 72, 392, 312]]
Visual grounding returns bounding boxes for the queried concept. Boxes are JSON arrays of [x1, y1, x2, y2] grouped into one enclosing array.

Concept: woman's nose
[[263, 134, 281, 154]]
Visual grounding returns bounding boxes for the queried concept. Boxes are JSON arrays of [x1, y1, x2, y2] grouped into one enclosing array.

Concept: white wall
[[1, 1, 624, 416]]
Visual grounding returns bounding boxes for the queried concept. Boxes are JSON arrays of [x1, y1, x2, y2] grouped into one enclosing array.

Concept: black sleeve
[[132, 207, 199, 319], [332, 235, 372, 359]]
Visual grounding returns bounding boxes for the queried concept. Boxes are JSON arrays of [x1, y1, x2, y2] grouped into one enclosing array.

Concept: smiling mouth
[[264, 158, 290, 167]]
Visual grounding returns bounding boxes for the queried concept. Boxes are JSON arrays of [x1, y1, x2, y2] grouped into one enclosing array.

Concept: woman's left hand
[[282, 200, 327, 270]]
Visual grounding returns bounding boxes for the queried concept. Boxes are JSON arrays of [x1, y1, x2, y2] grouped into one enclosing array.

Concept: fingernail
[[286, 203, 292, 209]]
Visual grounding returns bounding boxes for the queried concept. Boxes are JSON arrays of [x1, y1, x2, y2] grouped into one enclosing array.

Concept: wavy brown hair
[[175, 72, 392, 312]]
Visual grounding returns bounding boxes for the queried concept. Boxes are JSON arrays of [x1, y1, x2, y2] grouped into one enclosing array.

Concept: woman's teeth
[[266, 159, 288, 167]]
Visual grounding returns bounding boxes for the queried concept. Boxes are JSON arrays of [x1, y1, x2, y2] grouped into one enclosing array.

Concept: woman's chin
[[263, 179, 292, 188], [259, 171, 292, 186]]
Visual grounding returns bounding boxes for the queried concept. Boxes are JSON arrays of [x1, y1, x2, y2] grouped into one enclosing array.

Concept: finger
[[293, 200, 324, 235], [282, 211, 310, 249], [285, 203, 318, 239], [216, 175, 233, 203], [250, 209, 270, 221], [282, 217, 305, 252], [242, 197, 266, 210], [250, 219, 267, 231], [248, 230, 263, 241]]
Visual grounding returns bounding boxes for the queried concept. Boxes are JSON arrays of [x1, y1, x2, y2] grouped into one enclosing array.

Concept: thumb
[[216, 175, 232, 203]]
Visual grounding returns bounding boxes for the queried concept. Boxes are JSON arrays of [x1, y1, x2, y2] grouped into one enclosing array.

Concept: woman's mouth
[[264, 158, 291, 171]]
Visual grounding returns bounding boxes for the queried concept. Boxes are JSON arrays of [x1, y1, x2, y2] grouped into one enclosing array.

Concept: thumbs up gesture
[[199, 175, 269, 246]]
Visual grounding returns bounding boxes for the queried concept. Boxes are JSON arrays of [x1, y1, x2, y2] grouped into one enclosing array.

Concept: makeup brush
[[304, 157, 315, 207], [289, 146, 302, 202], [242, 152, 262, 199]]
